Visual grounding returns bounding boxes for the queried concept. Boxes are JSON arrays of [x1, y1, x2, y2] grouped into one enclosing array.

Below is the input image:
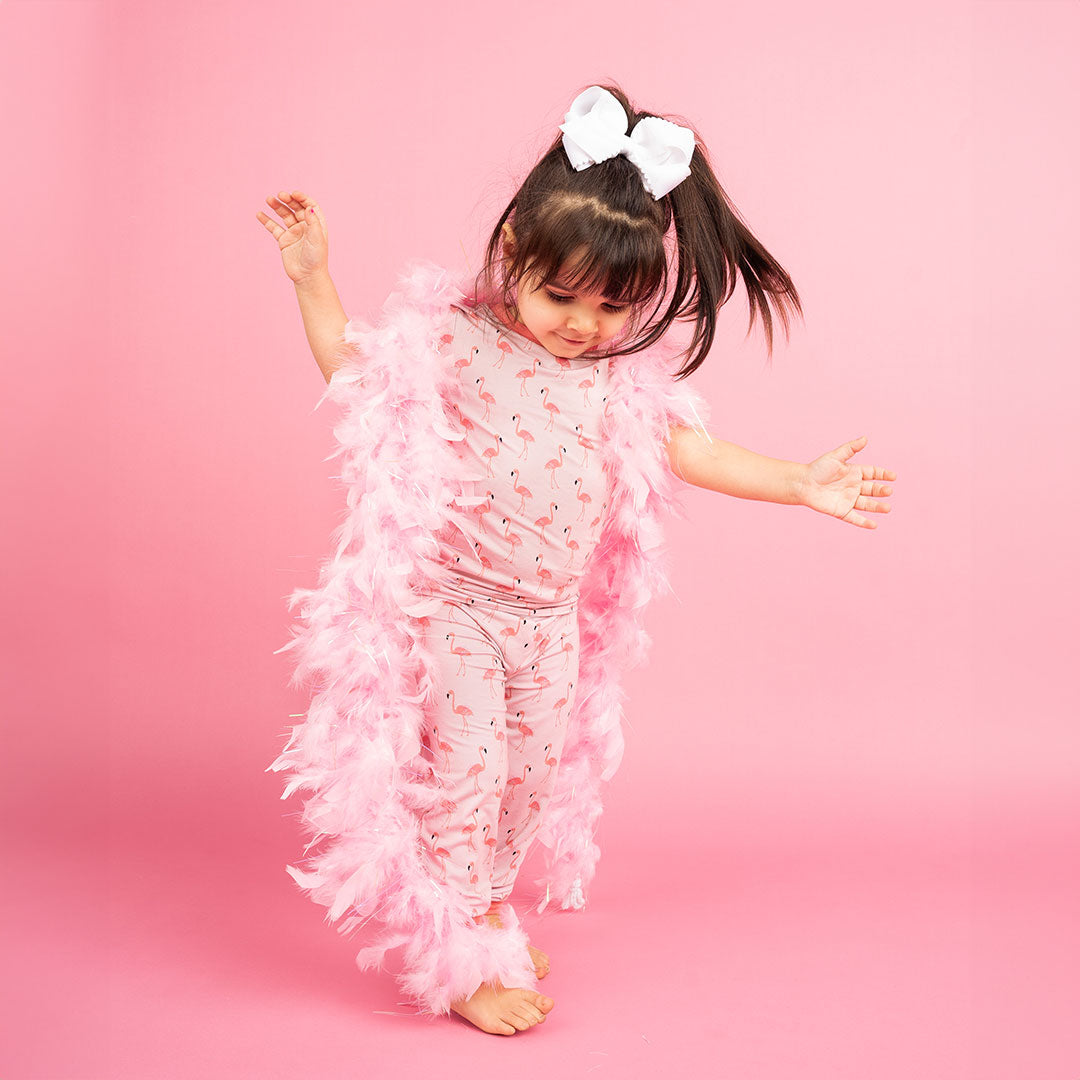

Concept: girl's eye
[[545, 289, 627, 314]]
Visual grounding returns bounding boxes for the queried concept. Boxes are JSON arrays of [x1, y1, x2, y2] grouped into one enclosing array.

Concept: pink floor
[[6, 796, 1077, 1079]]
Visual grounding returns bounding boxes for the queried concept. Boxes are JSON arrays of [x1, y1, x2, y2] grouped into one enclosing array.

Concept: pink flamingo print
[[466, 490, 494, 535], [533, 502, 559, 545], [439, 796, 459, 830], [482, 822, 498, 856], [471, 542, 493, 572], [461, 805, 480, 850], [427, 832, 451, 880], [534, 553, 552, 593], [559, 636, 576, 669], [450, 403, 475, 440], [574, 424, 596, 468], [475, 375, 497, 422], [431, 724, 454, 770], [554, 681, 574, 724], [498, 619, 522, 650], [482, 435, 504, 478], [445, 632, 471, 677], [466, 744, 488, 797], [494, 335, 514, 368], [511, 414, 535, 460], [527, 664, 551, 704], [501, 517, 523, 562], [516, 712, 536, 751], [505, 761, 532, 801], [563, 523, 579, 568], [447, 687, 473, 736], [516, 356, 539, 395], [545, 445, 567, 490], [493, 575, 524, 597], [521, 797, 542, 833], [540, 386, 560, 431], [467, 862, 479, 888], [575, 478, 592, 522], [542, 744, 559, 784], [578, 368, 597, 407], [455, 345, 481, 379], [510, 468, 533, 513], [481, 663, 502, 698], [487, 716, 506, 741]]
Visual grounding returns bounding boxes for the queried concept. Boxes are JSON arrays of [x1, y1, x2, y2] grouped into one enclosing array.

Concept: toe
[[526, 990, 554, 1013]]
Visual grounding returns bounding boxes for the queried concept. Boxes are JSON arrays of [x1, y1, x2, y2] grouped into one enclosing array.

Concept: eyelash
[[545, 290, 627, 314]]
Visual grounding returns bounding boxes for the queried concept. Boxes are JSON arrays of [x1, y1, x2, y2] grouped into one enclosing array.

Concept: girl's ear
[[501, 222, 516, 252]]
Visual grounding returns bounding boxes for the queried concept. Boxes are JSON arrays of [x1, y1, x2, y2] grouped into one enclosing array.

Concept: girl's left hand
[[799, 436, 895, 529]]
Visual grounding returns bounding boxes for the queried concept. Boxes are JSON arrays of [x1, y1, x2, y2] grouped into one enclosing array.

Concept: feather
[[267, 258, 710, 1014]]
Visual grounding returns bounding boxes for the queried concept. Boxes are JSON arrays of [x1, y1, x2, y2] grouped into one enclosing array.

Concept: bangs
[[513, 199, 668, 309]]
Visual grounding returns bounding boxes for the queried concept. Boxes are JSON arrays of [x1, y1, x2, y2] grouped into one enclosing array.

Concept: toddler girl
[[257, 82, 896, 1036]]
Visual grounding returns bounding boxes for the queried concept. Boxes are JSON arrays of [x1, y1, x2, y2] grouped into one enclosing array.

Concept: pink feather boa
[[267, 260, 711, 1015]]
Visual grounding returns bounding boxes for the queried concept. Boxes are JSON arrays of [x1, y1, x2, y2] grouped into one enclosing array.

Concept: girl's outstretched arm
[[666, 428, 895, 529]]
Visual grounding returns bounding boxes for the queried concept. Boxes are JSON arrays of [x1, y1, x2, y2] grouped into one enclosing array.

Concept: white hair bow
[[558, 86, 696, 200]]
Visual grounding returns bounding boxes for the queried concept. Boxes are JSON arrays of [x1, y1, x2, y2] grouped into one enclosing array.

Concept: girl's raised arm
[[256, 190, 350, 384]]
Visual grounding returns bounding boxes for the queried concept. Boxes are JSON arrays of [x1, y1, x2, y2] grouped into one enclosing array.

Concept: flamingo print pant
[[416, 582, 578, 918]]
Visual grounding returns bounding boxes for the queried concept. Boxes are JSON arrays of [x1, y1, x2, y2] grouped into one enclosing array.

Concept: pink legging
[[416, 582, 579, 918]]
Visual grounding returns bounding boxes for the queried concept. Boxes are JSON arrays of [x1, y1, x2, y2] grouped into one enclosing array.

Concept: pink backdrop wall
[[3, 0, 1077, 1076]]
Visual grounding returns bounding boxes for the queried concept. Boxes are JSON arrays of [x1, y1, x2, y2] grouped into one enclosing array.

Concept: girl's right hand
[[255, 190, 330, 284]]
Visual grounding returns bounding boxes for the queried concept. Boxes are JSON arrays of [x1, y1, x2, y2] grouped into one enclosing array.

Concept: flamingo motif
[[510, 468, 533, 513], [545, 445, 567, 490], [563, 523, 579, 568], [554, 687, 572, 726], [575, 479, 593, 522], [461, 805, 480, 850], [542, 743, 559, 784], [439, 796, 459, 830], [475, 375, 497, 422], [516, 356, 539, 395], [500, 517, 523, 562], [578, 368, 597, 407], [527, 664, 551, 704], [520, 797, 542, 834], [516, 713, 536, 751], [511, 415, 535, 460], [427, 832, 451, 880], [494, 335, 514, 368], [455, 345, 481, 379], [431, 724, 454, 770], [534, 553, 552, 593], [574, 423, 596, 468], [445, 632, 471, 677], [482, 435, 504, 478], [533, 502, 558, 545], [447, 687, 473, 737], [504, 762, 531, 802], [540, 386, 560, 431], [465, 744, 488, 797]]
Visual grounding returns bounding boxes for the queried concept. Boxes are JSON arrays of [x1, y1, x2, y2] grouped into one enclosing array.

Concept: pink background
[[3, 0, 1078, 1076]]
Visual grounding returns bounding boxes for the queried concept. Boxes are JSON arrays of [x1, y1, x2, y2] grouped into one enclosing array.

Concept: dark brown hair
[[469, 82, 804, 380]]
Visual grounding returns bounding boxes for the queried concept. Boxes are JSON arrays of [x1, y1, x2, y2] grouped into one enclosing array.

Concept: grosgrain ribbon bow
[[558, 86, 695, 200]]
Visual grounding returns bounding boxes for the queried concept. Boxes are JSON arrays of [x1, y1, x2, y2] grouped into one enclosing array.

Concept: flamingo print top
[[429, 302, 614, 609]]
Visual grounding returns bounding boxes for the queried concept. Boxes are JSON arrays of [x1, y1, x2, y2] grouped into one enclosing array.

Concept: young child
[[258, 83, 896, 1037]]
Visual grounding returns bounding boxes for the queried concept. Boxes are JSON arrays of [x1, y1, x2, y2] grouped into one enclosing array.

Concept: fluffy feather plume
[[267, 259, 710, 1012]]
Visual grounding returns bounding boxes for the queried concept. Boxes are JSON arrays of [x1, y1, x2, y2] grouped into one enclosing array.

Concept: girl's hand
[[254, 189, 330, 284], [798, 436, 895, 529]]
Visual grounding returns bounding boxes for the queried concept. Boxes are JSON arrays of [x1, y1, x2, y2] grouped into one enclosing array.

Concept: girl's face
[[511, 261, 637, 359]]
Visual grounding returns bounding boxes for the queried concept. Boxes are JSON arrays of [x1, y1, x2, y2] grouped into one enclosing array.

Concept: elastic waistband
[[421, 575, 579, 616]]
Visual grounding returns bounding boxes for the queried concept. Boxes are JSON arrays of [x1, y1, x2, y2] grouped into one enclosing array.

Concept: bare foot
[[484, 904, 550, 979], [449, 979, 554, 1035]]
